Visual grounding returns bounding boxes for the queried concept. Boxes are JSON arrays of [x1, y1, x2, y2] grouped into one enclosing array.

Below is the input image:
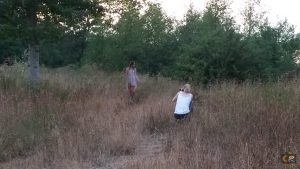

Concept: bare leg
[[129, 87, 134, 98], [127, 85, 134, 103], [129, 85, 137, 102]]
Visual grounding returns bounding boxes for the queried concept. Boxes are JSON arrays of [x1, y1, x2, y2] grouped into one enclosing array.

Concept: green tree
[[85, 2, 176, 75], [84, 21, 122, 70], [0, 0, 103, 88], [85, 1, 145, 71], [140, 3, 175, 75], [174, 0, 244, 83], [242, 0, 266, 37], [171, 0, 300, 83]]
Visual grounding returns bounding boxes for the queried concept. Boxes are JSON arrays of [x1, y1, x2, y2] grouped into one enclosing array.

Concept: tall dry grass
[[0, 64, 299, 169]]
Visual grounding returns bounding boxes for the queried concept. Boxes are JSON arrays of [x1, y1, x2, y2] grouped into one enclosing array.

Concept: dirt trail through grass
[[96, 134, 167, 169]]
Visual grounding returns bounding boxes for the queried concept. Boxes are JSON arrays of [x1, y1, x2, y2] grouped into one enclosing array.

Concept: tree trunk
[[28, 44, 39, 89]]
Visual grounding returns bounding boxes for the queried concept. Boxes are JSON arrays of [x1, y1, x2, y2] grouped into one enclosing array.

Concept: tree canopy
[[1, 0, 300, 84]]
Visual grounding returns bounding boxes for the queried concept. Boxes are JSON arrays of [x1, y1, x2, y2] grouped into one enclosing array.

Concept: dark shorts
[[127, 83, 136, 89], [174, 113, 189, 120]]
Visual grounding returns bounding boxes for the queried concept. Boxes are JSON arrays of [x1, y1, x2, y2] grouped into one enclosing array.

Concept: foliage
[[173, 1, 244, 83], [85, 2, 176, 75], [0, 0, 105, 67], [1, 0, 300, 83], [169, 0, 300, 83]]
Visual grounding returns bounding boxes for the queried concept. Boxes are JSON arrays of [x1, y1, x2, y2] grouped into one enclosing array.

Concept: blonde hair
[[183, 84, 191, 93]]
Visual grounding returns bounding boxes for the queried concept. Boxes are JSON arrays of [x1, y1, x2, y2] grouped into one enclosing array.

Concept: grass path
[[96, 134, 167, 169]]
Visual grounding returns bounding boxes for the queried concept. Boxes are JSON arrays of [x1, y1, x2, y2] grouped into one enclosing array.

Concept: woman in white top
[[172, 84, 193, 119], [125, 61, 139, 98]]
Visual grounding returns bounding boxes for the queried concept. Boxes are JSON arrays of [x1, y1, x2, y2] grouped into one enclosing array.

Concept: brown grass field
[[0, 64, 299, 169]]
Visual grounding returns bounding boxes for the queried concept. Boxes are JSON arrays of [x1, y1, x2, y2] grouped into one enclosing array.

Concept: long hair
[[129, 61, 135, 68]]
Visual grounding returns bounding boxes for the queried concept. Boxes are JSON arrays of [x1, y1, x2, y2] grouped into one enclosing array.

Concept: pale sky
[[152, 0, 300, 33]]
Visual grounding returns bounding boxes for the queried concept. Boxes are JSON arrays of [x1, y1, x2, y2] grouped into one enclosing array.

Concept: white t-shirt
[[126, 67, 137, 86], [174, 91, 193, 115]]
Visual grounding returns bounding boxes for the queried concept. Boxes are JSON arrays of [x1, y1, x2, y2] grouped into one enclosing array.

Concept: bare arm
[[124, 67, 128, 76], [135, 68, 139, 82], [172, 92, 179, 102]]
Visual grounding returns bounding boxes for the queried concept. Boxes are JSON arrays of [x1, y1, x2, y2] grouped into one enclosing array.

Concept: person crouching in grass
[[172, 84, 193, 120]]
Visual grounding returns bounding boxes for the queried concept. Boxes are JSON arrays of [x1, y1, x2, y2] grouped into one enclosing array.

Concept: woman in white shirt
[[172, 84, 193, 120], [125, 61, 139, 98]]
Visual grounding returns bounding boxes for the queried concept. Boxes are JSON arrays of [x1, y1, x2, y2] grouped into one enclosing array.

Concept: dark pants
[[174, 113, 189, 120]]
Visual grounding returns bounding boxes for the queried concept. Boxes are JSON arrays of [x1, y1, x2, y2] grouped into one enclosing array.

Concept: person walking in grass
[[125, 61, 139, 99], [172, 84, 193, 120]]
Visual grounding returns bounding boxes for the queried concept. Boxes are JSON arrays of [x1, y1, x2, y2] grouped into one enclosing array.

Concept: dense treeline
[[1, 0, 300, 84]]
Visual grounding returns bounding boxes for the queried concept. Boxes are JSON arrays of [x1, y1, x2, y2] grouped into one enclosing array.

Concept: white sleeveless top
[[174, 91, 192, 115], [126, 68, 137, 86]]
